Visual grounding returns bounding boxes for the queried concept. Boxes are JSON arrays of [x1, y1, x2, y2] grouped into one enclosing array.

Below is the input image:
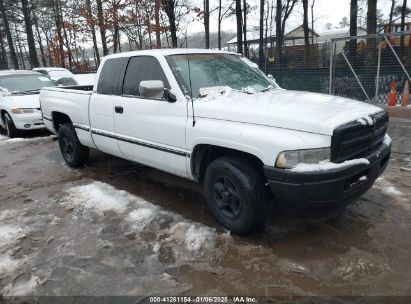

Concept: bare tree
[[204, 0, 209, 48], [21, 0, 39, 67], [161, 0, 178, 48], [217, 0, 233, 50], [243, 0, 248, 57], [235, 0, 243, 54], [155, 0, 161, 48], [0, 0, 18, 69], [96, 0, 109, 56], [349, 0, 358, 63], [275, 0, 297, 64], [310, 0, 315, 44], [85, 0, 100, 66], [389, 0, 396, 32], [400, 0, 407, 48], [258, 0, 264, 69]]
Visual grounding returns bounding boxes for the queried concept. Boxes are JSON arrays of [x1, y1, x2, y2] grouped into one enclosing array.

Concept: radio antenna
[[185, 28, 196, 127]]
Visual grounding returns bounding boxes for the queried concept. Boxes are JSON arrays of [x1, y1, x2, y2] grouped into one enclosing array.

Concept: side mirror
[[139, 80, 165, 99], [268, 74, 275, 81]]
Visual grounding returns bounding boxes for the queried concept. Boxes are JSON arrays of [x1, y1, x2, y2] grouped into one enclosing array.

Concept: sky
[[186, 0, 397, 35]]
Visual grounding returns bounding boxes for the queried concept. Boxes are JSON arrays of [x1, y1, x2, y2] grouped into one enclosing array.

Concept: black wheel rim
[[212, 175, 242, 220], [61, 135, 74, 161]]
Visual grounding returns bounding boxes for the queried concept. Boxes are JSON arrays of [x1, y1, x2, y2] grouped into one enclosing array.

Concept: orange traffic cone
[[388, 80, 397, 107], [402, 80, 410, 107]]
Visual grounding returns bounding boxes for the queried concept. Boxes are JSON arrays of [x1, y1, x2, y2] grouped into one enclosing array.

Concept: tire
[[3, 113, 19, 138], [204, 156, 268, 234], [58, 123, 89, 167]]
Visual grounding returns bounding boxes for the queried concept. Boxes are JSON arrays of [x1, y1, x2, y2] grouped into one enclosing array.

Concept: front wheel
[[58, 123, 89, 167], [4, 113, 19, 138], [204, 156, 268, 234]]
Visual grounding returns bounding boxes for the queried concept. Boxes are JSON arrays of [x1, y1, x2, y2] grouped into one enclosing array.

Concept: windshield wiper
[[20, 89, 41, 95]]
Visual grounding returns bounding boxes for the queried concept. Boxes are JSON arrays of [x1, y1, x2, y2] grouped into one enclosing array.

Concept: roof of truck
[[104, 48, 238, 60], [0, 70, 40, 76]]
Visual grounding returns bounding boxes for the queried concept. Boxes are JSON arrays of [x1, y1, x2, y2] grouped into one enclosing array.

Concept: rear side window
[[122, 56, 170, 97], [97, 58, 128, 95]]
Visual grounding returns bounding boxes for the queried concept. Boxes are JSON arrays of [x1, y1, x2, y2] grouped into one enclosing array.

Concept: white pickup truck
[[40, 49, 391, 234]]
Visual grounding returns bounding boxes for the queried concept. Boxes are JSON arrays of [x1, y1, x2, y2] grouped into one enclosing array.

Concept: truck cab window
[[97, 58, 128, 95], [122, 56, 170, 97]]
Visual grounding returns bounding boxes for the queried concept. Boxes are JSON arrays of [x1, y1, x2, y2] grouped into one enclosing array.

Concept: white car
[[40, 49, 391, 234], [0, 70, 56, 137], [73, 73, 96, 86], [33, 67, 73, 81]]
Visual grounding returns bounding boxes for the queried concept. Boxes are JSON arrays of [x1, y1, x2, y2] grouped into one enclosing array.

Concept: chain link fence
[[263, 31, 411, 105]]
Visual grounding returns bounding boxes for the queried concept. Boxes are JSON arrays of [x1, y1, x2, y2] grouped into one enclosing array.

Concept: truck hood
[[1, 94, 40, 109], [195, 89, 383, 135]]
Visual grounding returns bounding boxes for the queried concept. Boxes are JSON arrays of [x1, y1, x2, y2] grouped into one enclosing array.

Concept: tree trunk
[[243, 0, 248, 57], [59, 3, 73, 70], [204, 0, 210, 49], [33, 11, 47, 67], [14, 24, 26, 69], [275, 0, 282, 64], [388, 0, 395, 32], [258, 0, 264, 69], [162, 0, 177, 48], [302, 0, 310, 63], [0, 0, 18, 69], [311, 0, 315, 44], [21, 0, 39, 67], [401, 0, 407, 49], [349, 0, 358, 65], [235, 0, 243, 54], [366, 0, 377, 66], [155, 0, 161, 48], [85, 0, 100, 66], [96, 0, 109, 55], [0, 32, 8, 69], [218, 0, 222, 50], [53, 0, 66, 67]]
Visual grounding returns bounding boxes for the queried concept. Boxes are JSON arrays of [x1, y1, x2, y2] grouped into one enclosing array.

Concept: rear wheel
[[4, 113, 18, 138], [204, 156, 268, 234], [58, 123, 89, 167]]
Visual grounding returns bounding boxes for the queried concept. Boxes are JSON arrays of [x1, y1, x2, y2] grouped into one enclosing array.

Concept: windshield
[[0, 74, 56, 94], [166, 53, 273, 98], [48, 70, 73, 79]]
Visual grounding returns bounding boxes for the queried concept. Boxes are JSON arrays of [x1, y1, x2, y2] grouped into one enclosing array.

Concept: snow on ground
[[0, 225, 26, 248], [0, 255, 22, 277], [61, 181, 227, 259], [63, 182, 135, 214], [2, 275, 40, 296], [0, 135, 55, 145], [290, 159, 370, 173], [168, 222, 217, 253], [373, 177, 409, 211]]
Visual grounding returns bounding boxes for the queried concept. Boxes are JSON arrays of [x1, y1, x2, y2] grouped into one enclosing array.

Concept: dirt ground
[[0, 114, 410, 301]]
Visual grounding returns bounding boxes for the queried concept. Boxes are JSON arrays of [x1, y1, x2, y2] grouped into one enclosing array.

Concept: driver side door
[[113, 55, 189, 177]]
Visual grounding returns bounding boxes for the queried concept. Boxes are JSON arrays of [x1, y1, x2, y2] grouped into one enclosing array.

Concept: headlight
[[275, 148, 331, 169], [11, 108, 35, 114]]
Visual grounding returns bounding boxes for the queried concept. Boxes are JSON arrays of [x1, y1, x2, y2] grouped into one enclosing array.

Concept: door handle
[[115, 106, 124, 114]]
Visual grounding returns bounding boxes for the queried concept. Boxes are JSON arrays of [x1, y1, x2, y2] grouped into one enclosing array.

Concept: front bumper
[[12, 111, 45, 130], [265, 143, 391, 215]]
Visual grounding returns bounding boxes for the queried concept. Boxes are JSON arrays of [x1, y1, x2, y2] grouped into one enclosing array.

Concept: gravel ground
[[0, 116, 410, 301]]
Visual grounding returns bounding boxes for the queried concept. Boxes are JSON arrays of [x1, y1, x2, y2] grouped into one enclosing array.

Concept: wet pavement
[[0, 116, 410, 299]]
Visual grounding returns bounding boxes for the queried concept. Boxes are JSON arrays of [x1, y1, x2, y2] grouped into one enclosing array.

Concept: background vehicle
[[40, 49, 391, 234], [33, 67, 73, 81], [0, 70, 56, 137]]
